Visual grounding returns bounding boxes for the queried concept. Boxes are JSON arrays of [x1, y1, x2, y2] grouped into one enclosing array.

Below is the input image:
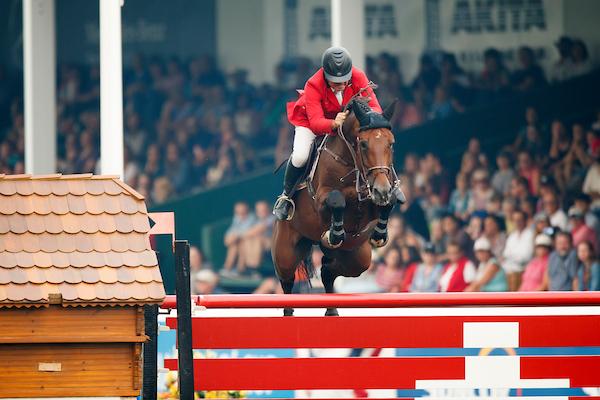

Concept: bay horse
[[271, 99, 404, 316]]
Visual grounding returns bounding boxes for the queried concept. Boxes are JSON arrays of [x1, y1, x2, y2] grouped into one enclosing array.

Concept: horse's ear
[[383, 99, 398, 121], [351, 99, 371, 128]]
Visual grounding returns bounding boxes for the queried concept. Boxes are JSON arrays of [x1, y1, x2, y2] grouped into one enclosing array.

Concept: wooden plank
[[168, 315, 600, 349], [0, 335, 148, 343], [164, 357, 465, 390], [0, 306, 139, 341]]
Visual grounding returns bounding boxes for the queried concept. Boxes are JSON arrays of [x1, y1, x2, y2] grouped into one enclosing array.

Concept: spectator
[[375, 247, 405, 292], [410, 243, 444, 292], [519, 234, 552, 291], [189, 246, 213, 274], [399, 179, 430, 240], [582, 151, 600, 210], [411, 54, 440, 94], [469, 169, 495, 213], [151, 176, 173, 205], [542, 192, 568, 231], [439, 241, 476, 292], [571, 39, 593, 78], [467, 237, 507, 292], [568, 207, 598, 253], [441, 213, 473, 259], [222, 202, 258, 277], [517, 151, 541, 196], [550, 36, 574, 82], [476, 48, 510, 96], [573, 241, 600, 291], [573, 193, 600, 238], [163, 142, 190, 194], [511, 46, 547, 92], [503, 210, 534, 291], [491, 151, 515, 196], [193, 269, 223, 295], [399, 245, 421, 292], [448, 173, 471, 220], [483, 214, 507, 260], [547, 231, 578, 291], [240, 200, 275, 272]]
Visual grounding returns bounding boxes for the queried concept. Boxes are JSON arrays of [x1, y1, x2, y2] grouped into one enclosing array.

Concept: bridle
[[325, 83, 401, 202]]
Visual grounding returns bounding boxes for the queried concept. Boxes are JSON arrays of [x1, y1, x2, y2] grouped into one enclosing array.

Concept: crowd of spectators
[[0, 36, 595, 207], [192, 104, 600, 295]]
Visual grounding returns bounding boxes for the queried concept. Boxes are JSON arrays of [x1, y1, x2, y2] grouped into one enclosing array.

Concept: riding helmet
[[322, 46, 353, 83]]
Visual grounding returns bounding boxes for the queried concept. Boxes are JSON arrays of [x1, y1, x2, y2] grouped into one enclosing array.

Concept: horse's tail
[[297, 249, 314, 288]]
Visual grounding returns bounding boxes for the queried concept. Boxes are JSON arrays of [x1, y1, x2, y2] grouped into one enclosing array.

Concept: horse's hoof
[[325, 308, 339, 316], [370, 235, 388, 248], [321, 230, 343, 249], [283, 308, 294, 317]]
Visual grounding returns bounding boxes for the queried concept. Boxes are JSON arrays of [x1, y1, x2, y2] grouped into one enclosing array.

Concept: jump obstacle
[[160, 290, 600, 399]]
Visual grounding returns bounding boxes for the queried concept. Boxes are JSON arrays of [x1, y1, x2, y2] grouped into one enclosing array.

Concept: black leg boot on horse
[[321, 255, 340, 316], [321, 190, 346, 249], [273, 160, 305, 221]]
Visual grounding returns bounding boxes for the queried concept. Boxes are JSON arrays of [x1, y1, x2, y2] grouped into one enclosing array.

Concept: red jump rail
[[161, 291, 600, 310]]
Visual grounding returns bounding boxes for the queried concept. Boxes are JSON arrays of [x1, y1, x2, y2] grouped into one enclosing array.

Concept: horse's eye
[[359, 140, 369, 151]]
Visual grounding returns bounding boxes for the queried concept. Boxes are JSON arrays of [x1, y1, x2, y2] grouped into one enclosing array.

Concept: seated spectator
[[448, 173, 471, 220], [519, 234, 552, 291], [582, 150, 600, 210], [532, 212, 551, 236], [465, 212, 485, 242], [400, 245, 421, 292], [483, 214, 507, 260], [550, 36, 574, 82], [542, 192, 568, 231], [503, 210, 534, 291], [189, 246, 212, 275], [410, 243, 444, 292], [549, 119, 571, 165], [491, 151, 515, 196], [511, 46, 547, 92], [569, 207, 598, 253], [375, 247, 405, 292], [468, 169, 496, 213], [399, 179, 430, 240], [570, 39, 593, 78], [222, 202, 258, 277], [547, 231, 578, 291], [574, 241, 600, 291], [573, 193, 600, 238], [467, 237, 507, 292], [439, 241, 476, 292], [388, 91, 423, 130], [193, 269, 224, 295], [151, 176, 173, 205], [240, 200, 275, 271], [476, 48, 510, 96], [441, 213, 473, 260], [517, 151, 541, 196]]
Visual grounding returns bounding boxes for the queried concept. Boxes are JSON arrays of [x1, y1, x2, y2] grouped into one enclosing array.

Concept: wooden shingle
[[0, 174, 165, 307]]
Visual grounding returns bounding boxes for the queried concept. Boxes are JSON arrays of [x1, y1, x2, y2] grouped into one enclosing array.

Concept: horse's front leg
[[370, 200, 396, 248], [319, 190, 346, 249]]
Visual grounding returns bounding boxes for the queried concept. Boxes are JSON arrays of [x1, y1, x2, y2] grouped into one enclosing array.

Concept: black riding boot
[[273, 161, 304, 221]]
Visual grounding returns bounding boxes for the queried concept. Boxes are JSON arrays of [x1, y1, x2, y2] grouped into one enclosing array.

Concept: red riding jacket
[[286, 66, 382, 135]]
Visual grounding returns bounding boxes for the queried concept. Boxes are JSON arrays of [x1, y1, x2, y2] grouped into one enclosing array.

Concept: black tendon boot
[[273, 161, 304, 221]]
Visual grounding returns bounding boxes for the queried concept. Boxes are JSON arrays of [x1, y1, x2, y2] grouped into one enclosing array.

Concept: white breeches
[[290, 126, 316, 168]]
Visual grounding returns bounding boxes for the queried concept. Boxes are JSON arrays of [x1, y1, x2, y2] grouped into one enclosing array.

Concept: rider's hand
[[332, 111, 349, 129]]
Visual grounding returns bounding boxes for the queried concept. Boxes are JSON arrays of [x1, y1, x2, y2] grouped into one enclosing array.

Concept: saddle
[[289, 135, 326, 199]]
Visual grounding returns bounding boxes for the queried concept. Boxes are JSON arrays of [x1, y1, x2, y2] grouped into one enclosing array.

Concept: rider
[[273, 46, 383, 221]]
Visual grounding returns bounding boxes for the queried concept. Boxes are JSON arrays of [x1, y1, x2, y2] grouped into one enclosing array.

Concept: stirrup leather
[[274, 195, 296, 221]]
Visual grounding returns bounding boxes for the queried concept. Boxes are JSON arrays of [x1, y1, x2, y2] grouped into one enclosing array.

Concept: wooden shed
[[0, 174, 165, 399]]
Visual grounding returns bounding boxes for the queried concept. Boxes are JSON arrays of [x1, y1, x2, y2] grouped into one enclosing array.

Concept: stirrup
[[274, 195, 296, 221]]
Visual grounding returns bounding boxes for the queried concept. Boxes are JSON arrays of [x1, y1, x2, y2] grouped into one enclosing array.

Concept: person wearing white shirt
[[503, 210, 534, 291], [542, 192, 568, 231]]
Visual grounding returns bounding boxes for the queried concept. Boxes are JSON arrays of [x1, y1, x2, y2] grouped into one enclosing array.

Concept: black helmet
[[322, 46, 352, 83]]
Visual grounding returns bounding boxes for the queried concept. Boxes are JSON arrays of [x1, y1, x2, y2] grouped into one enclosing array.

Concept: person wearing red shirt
[[273, 47, 382, 221]]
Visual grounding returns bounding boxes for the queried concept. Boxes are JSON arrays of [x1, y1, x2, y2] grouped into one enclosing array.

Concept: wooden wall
[[0, 305, 145, 398]]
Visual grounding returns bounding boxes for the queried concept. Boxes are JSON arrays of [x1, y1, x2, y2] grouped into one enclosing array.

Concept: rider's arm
[[304, 80, 336, 134], [352, 68, 383, 113]]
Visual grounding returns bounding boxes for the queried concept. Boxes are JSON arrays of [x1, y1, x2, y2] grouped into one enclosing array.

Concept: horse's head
[[347, 99, 397, 206]]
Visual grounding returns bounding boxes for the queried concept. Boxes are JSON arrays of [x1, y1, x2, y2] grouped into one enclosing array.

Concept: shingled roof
[[0, 174, 165, 307]]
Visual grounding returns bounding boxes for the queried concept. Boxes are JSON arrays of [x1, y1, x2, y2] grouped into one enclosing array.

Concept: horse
[[271, 99, 403, 316]]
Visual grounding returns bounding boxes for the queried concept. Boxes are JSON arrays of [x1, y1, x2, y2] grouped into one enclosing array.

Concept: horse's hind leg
[[280, 279, 295, 316], [321, 254, 340, 316]]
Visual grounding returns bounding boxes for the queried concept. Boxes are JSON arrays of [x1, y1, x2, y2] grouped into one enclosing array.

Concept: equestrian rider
[[273, 46, 383, 221]]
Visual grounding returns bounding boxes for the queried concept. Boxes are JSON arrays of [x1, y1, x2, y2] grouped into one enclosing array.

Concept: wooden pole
[[142, 304, 158, 400], [174, 240, 194, 399]]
